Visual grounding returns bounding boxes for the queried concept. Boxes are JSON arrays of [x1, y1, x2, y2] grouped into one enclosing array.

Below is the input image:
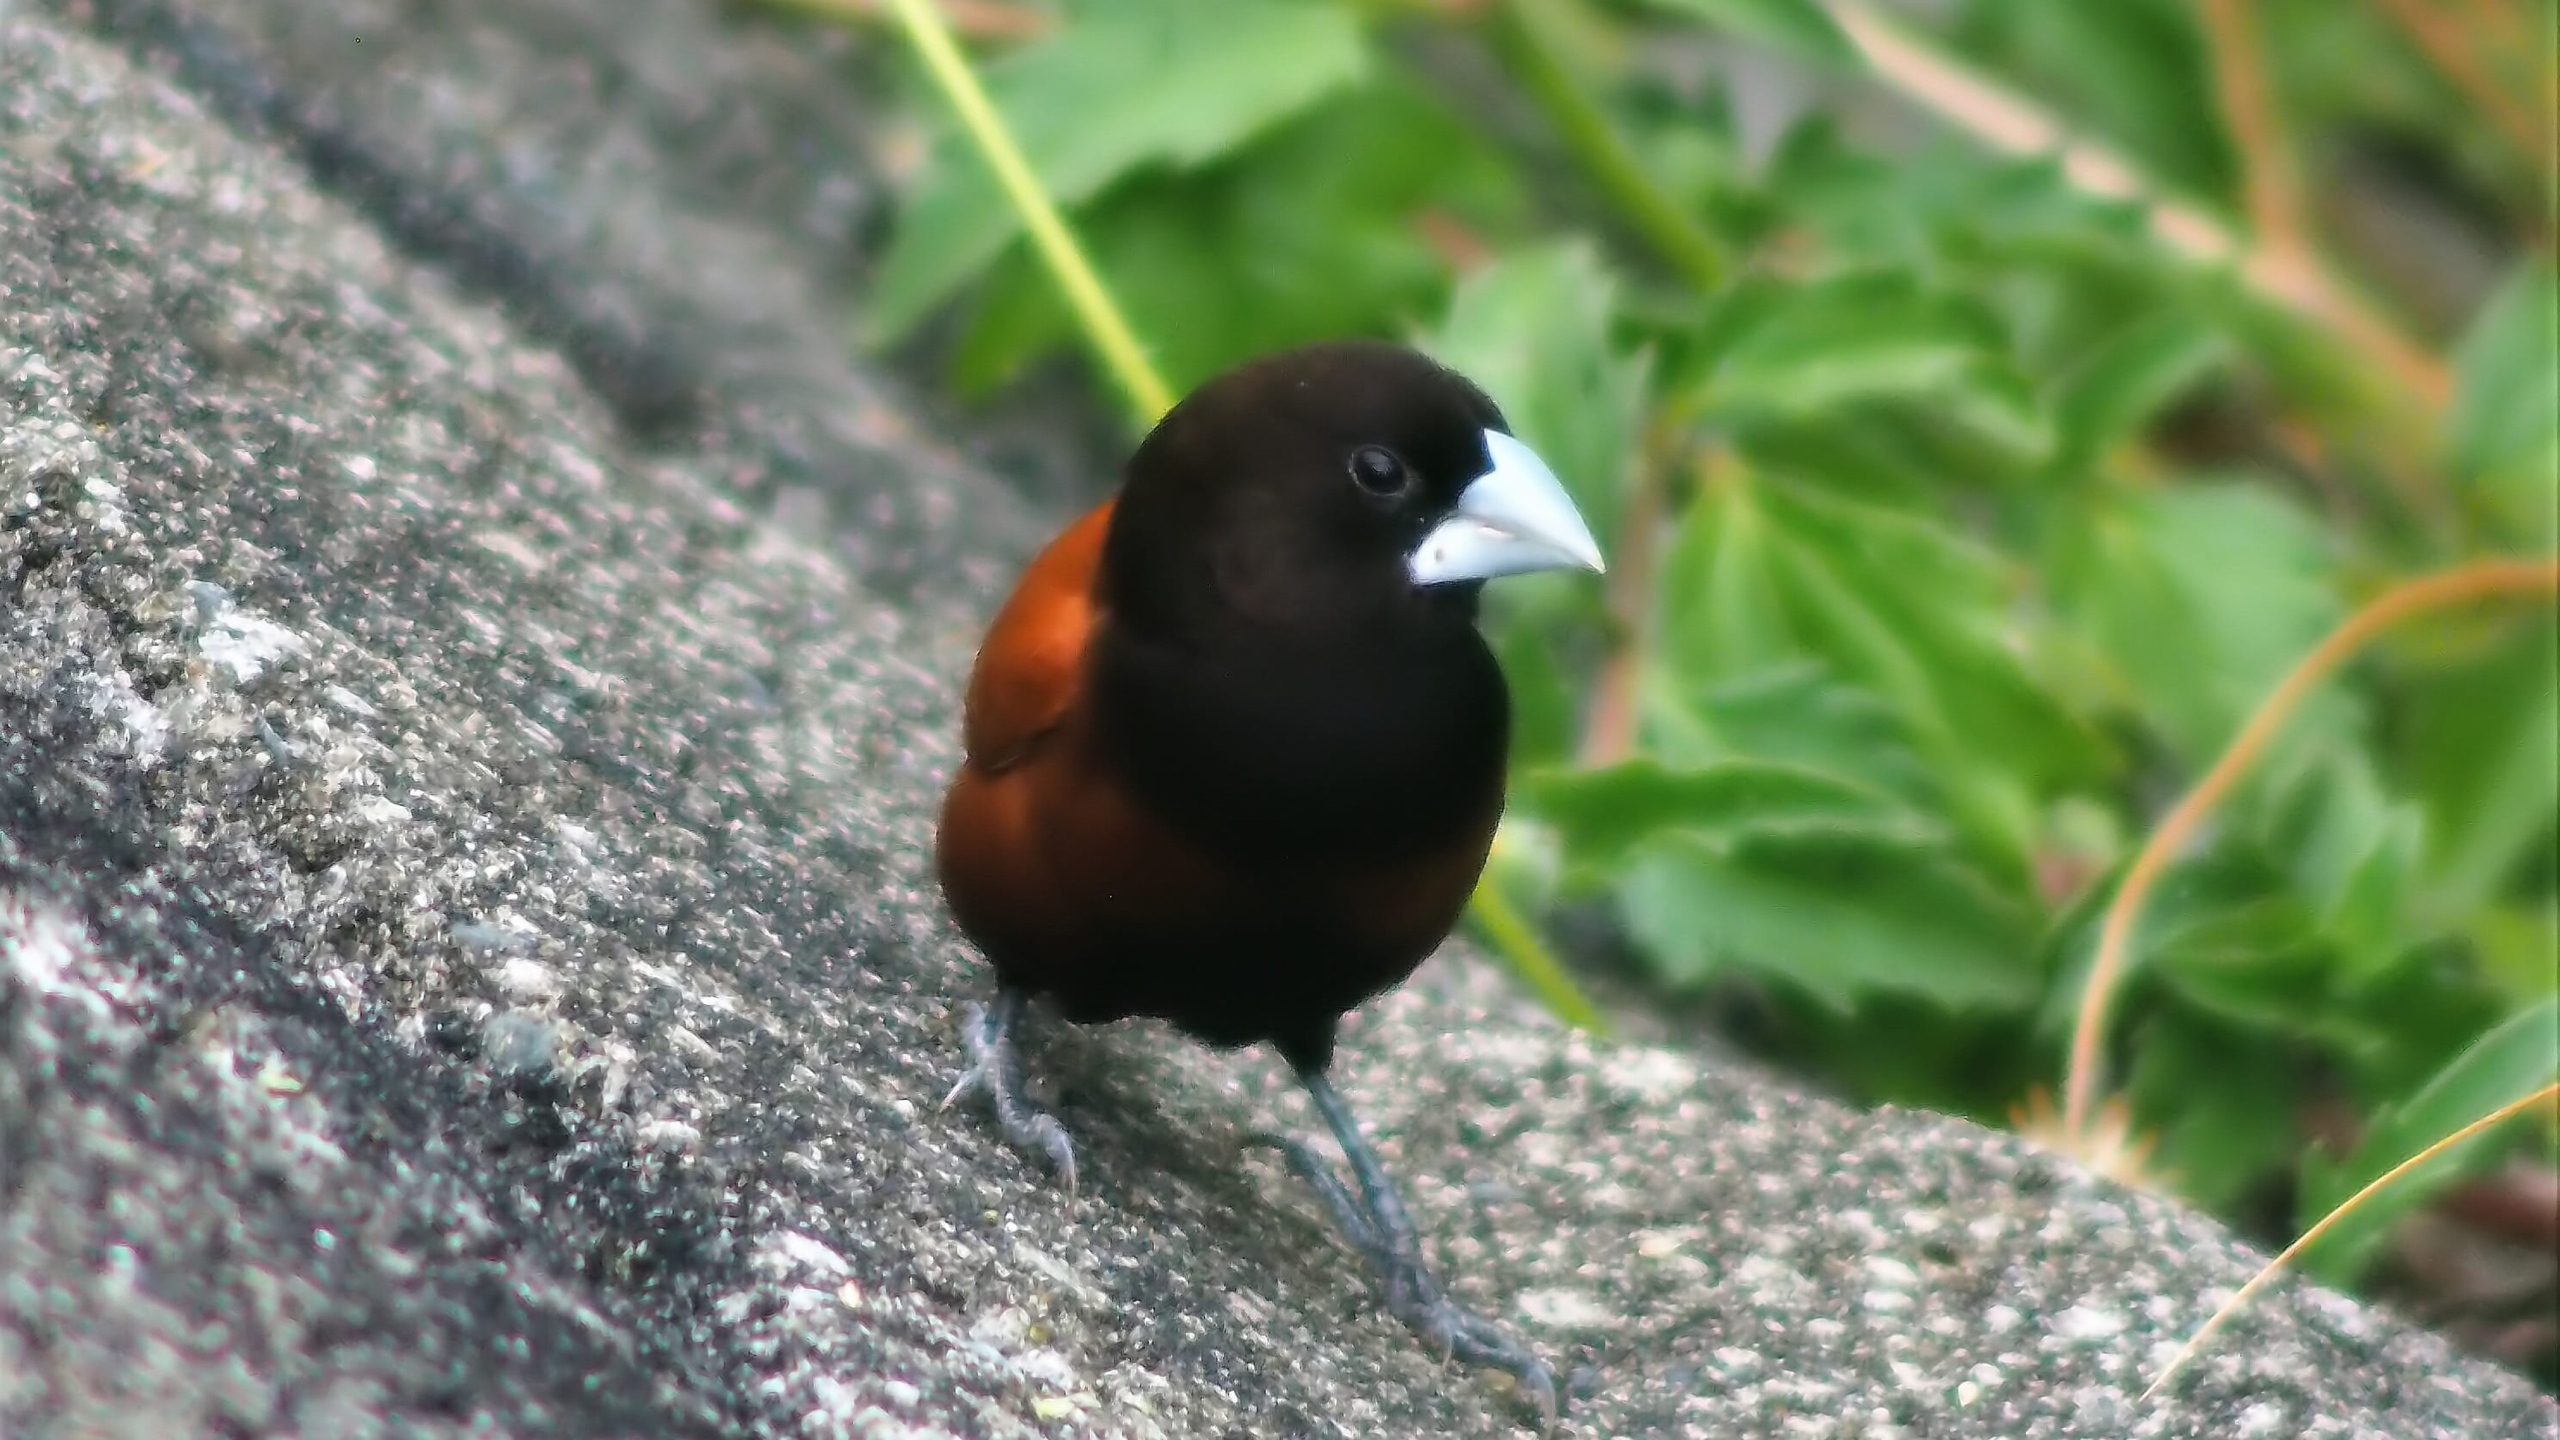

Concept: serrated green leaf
[[1657, 470, 1795, 680], [1772, 138, 2159, 276], [2322, 802, 2424, 978], [1491, 616, 1578, 769], [2127, 1009, 2306, 1212], [870, 0, 1371, 344], [1692, 273, 2052, 460], [2468, 904, 2560, 1003], [1929, 364, 2054, 462], [2051, 311, 2228, 467], [2145, 886, 2346, 1036], [1520, 756, 1925, 878], [1700, 273, 2002, 416], [1633, 0, 1857, 65], [2138, 842, 2423, 1047], [2401, 615, 2560, 928], [2034, 833, 2458, 1061], [2295, 996, 2560, 1286], [1718, 411, 1986, 511], [2054, 844, 2388, 1052], [2250, 740, 2419, 979], [1759, 138, 2212, 447], [2437, 263, 2560, 499], [1943, 0, 2235, 204], [2051, 481, 2343, 764], [2327, 941, 2512, 1101], [1422, 242, 1648, 545], [1763, 482, 2099, 843], [1617, 827, 2038, 1011], [1658, 469, 2104, 873], [949, 70, 1523, 395], [1642, 661, 1940, 808]]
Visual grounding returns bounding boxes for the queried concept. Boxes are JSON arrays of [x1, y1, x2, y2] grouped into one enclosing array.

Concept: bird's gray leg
[[1271, 1066, 1557, 1427]]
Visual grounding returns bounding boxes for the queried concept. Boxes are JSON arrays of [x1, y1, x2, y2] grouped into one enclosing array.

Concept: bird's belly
[[1082, 827, 1491, 1053], [950, 757, 1485, 1046]]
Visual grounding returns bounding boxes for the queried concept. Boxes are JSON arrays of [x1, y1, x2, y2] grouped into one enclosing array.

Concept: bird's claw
[[1006, 1109, 1078, 1195], [1430, 1300, 1557, 1426], [950, 993, 1078, 1194], [941, 1004, 992, 1111], [1374, 1250, 1558, 1426]]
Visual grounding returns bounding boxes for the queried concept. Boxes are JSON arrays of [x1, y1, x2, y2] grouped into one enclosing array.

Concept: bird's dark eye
[[1348, 445, 1409, 497]]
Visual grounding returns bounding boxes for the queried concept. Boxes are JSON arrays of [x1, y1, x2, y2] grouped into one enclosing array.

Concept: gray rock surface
[[1, 7, 2552, 1438]]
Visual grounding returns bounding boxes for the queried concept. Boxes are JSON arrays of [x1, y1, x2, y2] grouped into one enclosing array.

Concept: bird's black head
[[1102, 341, 1603, 644]]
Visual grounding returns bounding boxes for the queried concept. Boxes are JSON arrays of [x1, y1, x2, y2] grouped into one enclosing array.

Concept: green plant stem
[[754, 0, 1052, 44], [881, 0, 1176, 425], [1485, 0, 1726, 293], [1469, 861, 1609, 1034]]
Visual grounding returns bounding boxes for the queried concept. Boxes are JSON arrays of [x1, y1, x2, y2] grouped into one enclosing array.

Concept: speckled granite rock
[[2, 8, 2552, 1439]]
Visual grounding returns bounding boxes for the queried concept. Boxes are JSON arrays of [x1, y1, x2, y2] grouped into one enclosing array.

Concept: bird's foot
[[1258, 1132, 1559, 1428], [944, 991, 1077, 1193]]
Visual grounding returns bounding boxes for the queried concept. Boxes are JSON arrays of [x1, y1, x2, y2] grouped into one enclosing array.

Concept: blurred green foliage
[[842, 0, 2558, 1296]]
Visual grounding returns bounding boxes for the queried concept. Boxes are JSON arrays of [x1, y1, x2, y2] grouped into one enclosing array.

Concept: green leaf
[[2143, 879, 2349, 1037], [2051, 480, 2342, 764], [1772, 137, 2159, 278], [2469, 904, 2560, 1003], [1943, 0, 2234, 205], [1759, 138, 2215, 439], [1719, 410, 1996, 511], [2250, 740, 2420, 978], [2450, 261, 2560, 546], [1656, 469, 1795, 680], [2295, 996, 2560, 1286], [2035, 838, 2478, 1068], [2050, 311, 2228, 468], [1692, 272, 2051, 461], [870, 0, 1371, 344], [1699, 272, 2003, 416], [1617, 827, 2039, 1011], [950, 71, 1523, 395], [2401, 616, 2560, 927], [1470, 838, 1608, 1034], [1642, 661, 1940, 809], [2047, 843, 2388, 1053], [1423, 242, 1648, 544], [2322, 801, 2424, 978], [1660, 471, 2104, 870], [1520, 756, 1926, 877], [2126, 1009, 2306, 1213], [1491, 616, 1578, 769], [2324, 937, 2511, 1102], [1633, 0, 1857, 65]]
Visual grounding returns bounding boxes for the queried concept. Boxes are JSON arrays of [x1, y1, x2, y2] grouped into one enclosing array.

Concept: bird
[[935, 339, 1604, 1422]]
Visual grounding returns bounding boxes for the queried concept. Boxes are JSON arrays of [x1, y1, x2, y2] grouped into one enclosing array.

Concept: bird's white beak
[[1407, 429, 1607, 586]]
